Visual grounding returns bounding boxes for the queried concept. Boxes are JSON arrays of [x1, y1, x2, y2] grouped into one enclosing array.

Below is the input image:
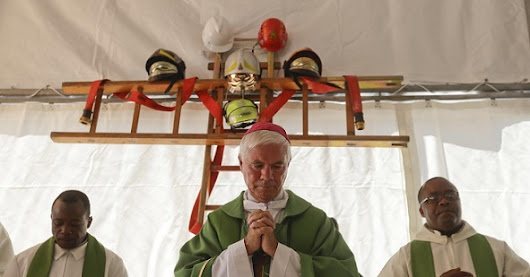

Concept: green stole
[[411, 234, 499, 277], [27, 234, 106, 277], [251, 250, 271, 277]]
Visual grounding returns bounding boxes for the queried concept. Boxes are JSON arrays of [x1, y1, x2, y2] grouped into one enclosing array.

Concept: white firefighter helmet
[[202, 15, 234, 53], [224, 49, 260, 93]]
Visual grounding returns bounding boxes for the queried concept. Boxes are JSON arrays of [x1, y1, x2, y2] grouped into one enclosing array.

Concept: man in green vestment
[[378, 177, 530, 277], [4, 190, 128, 277], [175, 122, 360, 277]]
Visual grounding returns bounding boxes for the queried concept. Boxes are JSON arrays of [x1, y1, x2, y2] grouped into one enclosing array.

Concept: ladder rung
[[211, 165, 240, 172], [206, 205, 221, 210], [50, 132, 409, 148], [221, 129, 247, 134]]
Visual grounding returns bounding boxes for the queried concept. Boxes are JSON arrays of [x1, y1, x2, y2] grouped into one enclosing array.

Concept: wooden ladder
[[51, 52, 409, 230]]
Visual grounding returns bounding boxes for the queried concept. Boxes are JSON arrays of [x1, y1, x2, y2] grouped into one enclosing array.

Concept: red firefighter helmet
[[258, 18, 287, 52]]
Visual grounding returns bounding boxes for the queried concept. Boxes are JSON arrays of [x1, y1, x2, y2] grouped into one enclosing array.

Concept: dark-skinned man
[[378, 177, 530, 277], [175, 122, 360, 277], [5, 190, 128, 277]]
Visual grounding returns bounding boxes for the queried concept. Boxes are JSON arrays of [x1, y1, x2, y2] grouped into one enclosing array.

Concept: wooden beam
[[206, 205, 222, 210], [50, 132, 409, 147], [302, 84, 309, 135], [62, 76, 403, 95], [208, 61, 282, 71], [211, 165, 240, 171], [267, 52, 275, 78], [131, 103, 141, 133], [172, 90, 182, 134]]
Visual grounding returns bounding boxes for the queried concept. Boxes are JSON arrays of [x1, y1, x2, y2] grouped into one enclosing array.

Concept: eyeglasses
[[420, 191, 459, 205]]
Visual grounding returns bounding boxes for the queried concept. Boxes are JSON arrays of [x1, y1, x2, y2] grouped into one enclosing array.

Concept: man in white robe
[[4, 190, 128, 277], [378, 177, 530, 277]]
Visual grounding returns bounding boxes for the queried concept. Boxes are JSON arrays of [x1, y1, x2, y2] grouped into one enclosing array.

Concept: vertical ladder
[[196, 53, 223, 228], [195, 50, 278, 229]]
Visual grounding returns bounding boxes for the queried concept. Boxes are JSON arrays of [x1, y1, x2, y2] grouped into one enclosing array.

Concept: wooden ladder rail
[[197, 53, 223, 226]]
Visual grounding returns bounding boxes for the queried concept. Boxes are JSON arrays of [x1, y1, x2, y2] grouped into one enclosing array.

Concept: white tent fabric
[[1, 99, 529, 276], [1, 0, 530, 89]]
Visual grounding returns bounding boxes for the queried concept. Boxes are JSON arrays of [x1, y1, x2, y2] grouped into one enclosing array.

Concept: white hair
[[239, 130, 291, 163]]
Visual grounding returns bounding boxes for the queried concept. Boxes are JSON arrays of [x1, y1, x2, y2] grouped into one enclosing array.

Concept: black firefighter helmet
[[145, 49, 186, 93], [283, 47, 322, 78]]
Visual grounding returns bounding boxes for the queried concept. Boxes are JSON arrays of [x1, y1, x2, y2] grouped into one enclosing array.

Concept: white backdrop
[[1, 0, 530, 89], [1, 99, 529, 276]]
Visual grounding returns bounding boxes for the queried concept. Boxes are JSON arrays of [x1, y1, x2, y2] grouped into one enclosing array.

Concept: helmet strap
[[163, 75, 179, 94], [291, 73, 303, 91]]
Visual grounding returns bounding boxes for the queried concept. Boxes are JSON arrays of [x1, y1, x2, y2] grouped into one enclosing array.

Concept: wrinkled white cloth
[[243, 189, 289, 223]]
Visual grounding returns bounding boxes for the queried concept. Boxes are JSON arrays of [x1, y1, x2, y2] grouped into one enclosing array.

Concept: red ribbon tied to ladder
[[80, 78, 201, 125]]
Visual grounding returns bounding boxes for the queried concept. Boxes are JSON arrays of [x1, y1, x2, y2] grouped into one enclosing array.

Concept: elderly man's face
[[239, 143, 289, 203], [419, 178, 463, 235], [51, 200, 92, 249]]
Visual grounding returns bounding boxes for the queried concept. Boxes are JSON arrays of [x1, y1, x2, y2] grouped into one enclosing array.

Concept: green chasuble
[[27, 233, 106, 277], [174, 190, 359, 277], [411, 234, 499, 277]]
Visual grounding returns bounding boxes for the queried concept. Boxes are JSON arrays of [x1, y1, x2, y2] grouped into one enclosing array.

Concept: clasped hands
[[440, 268, 473, 277], [244, 210, 278, 257]]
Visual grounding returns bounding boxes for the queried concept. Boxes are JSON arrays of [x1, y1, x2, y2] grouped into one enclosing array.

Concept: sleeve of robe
[[498, 241, 530, 276], [211, 239, 302, 276], [174, 211, 243, 277], [377, 245, 410, 277], [291, 209, 360, 277], [0, 223, 14, 276], [211, 240, 254, 276], [105, 248, 129, 277]]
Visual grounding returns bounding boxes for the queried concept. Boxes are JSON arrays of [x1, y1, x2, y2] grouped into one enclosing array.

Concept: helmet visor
[[227, 73, 258, 93], [289, 57, 320, 77], [149, 61, 179, 81], [224, 99, 258, 128]]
